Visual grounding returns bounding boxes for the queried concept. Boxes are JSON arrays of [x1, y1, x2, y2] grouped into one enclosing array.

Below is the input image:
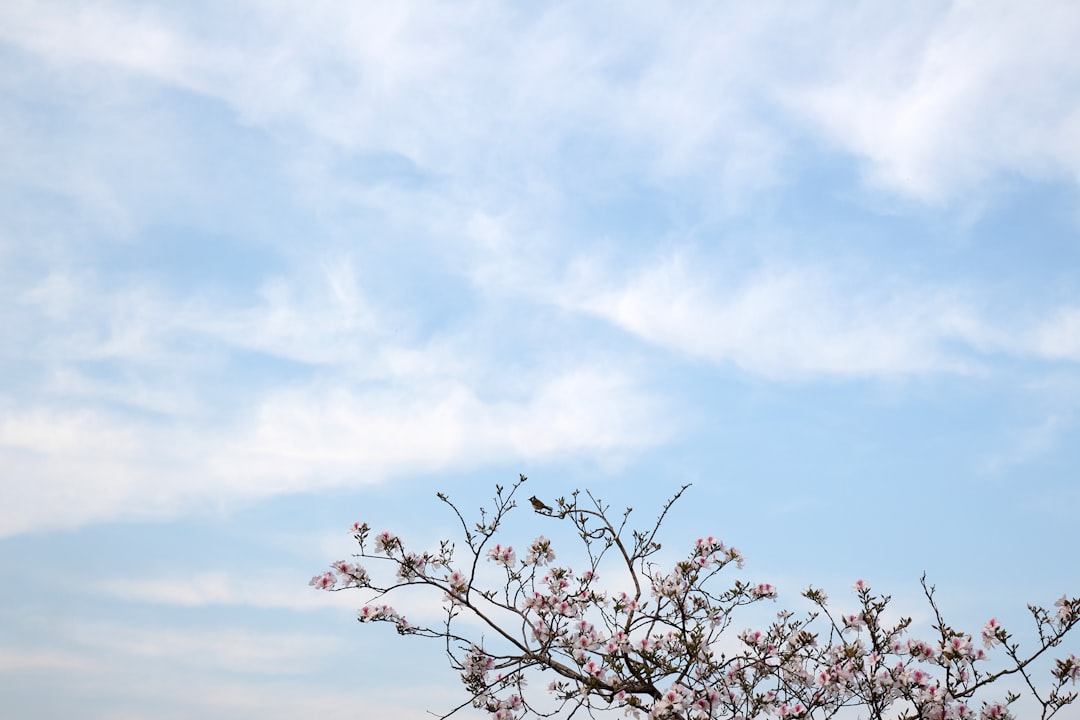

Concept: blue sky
[[1, 1, 1079, 718]]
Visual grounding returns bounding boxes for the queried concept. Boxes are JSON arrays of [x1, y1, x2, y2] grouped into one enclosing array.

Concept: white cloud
[[68, 622, 335, 676], [2, 261, 671, 537], [0, 361, 667, 537], [1032, 306, 1080, 361], [0, 617, 447, 720], [85, 567, 512, 633], [212, 366, 668, 495], [87, 571, 354, 611], [0, 405, 204, 536], [790, 0, 1080, 202], [5, 0, 1078, 217], [552, 251, 995, 378], [0, 648, 94, 673], [0, 1, 190, 81], [0, 602, 474, 719], [0, 1, 795, 202]]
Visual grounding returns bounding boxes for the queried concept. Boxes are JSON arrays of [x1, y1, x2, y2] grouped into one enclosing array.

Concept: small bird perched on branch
[[529, 495, 552, 513]]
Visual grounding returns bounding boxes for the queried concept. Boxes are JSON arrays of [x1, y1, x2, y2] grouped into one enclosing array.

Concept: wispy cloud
[[0, 366, 668, 537], [529, 250, 996, 378], [0, 618, 416, 720], [212, 366, 669, 493], [0, 1, 794, 203], [2, 258, 672, 537], [1033, 307, 1080, 361], [68, 622, 337, 676], [790, 1, 1080, 202], [6, 0, 1079, 215], [0, 648, 94, 673], [87, 571, 353, 611]]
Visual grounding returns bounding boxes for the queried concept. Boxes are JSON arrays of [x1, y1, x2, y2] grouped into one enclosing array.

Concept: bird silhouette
[[529, 495, 553, 513]]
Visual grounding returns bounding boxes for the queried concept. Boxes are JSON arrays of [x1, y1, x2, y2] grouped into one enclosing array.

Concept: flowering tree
[[311, 476, 1078, 720]]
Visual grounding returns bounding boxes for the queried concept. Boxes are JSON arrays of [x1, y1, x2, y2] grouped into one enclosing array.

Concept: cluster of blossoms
[[649, 538, 751, 608], [356, 603, 397, 622], [524, 535, 555, 565], [981, 618, 1004, 649], [461, 644, 495, 686], [1054, 654, 1080, 683], [693, 536, 744, 569], [486, 543, 516, 567], [461, 644, 524, 719], [651, 683, 693, 718], [445, 568, 469, 603], [1057, 595, 1077, 624], [752, 582, 778, 599], [373, 530, 400, 554], [308, 560, 368, 590], [312, 483, 1079, 720], [357, 603, 412, 633]]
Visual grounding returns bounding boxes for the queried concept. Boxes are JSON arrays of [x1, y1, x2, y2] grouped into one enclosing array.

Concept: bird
[[529, 495, 553, 513]]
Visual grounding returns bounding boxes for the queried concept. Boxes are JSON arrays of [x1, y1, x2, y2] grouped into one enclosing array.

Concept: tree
[[311, 476, 1078, 719]]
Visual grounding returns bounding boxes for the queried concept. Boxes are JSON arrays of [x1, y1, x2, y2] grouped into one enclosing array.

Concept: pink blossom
[[583, 659, 607, 681], [842, 613, 867, 631], [530, 620, 552, 643], [906, 639, 937, 658], [554, 599, 577, 617], [1052, 654, 1079, 683], [446, 569, 469, 595], [329, 560, 369, 588], [524, 536, 556, 565], [740, 629, 766, 648], [693, 536, 725, 559], [752, 582, 777, 599], [521, 592, 548, 611], [981, 618, 1004, 649], [543, 569, 572, 594], [980, 701, 1014, 719], [396, 551, 429, 581], [486, 544, 516, 567], [357, 605, 376, 620], [373, 530, 400, 555], [943, 636, 974, 660], [1055, 595, 1075, 623], [462, 644, 494, 680], [651, 684, 691, 717], [309, 571, 336, 590]]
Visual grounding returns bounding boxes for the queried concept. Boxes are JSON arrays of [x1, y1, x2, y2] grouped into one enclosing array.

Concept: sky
[[1, 1, 1079, 718]]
